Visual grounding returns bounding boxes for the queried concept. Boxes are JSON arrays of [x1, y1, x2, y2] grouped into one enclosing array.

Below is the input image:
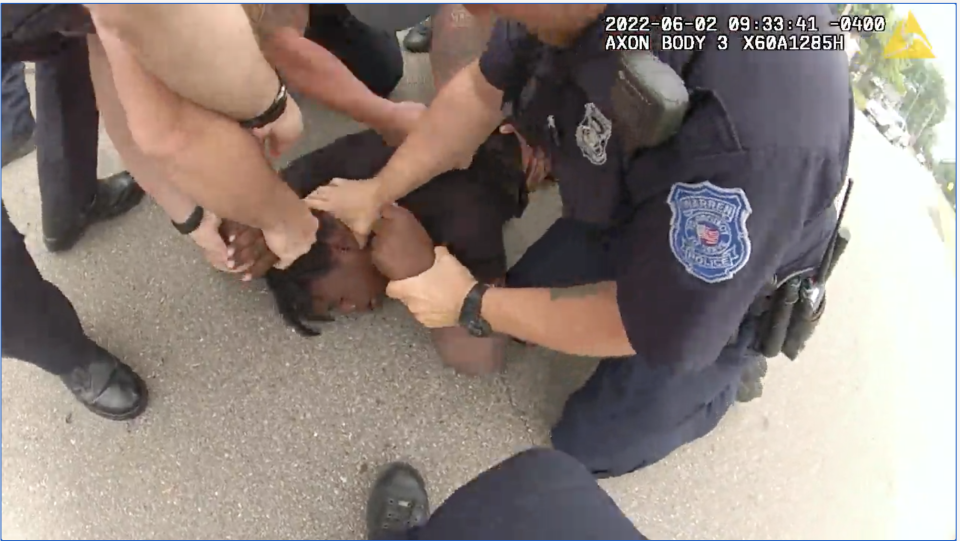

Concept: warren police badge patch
[[576, 103, 612, 166], [667, 181, 753, 284]]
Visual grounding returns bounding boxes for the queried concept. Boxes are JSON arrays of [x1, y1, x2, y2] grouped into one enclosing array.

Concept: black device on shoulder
[[239, 73, 288, 130], [458, 282, 492, 338], [610, 49, 691, 157]]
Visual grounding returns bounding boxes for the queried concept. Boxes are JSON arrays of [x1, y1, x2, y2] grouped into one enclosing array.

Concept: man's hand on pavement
[[304, 178, 383, 248], [252, 95, 304, 159], [385, 246, 478, 329]]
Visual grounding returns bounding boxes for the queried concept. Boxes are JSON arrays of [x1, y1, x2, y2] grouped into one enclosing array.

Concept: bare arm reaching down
[[86, 4, 280, 121], [304, 60, 504, 246], [372, 61, 504, 204], [91, 32, 317, 268]]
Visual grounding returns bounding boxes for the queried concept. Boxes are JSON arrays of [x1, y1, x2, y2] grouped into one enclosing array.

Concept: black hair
[[265, 211, 338, 337], [267, 125, 526, 337], [470, 124, 529, 219]]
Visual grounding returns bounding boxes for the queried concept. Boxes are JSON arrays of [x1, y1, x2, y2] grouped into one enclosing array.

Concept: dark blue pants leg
[[34, 38, 100, 240], [1, 202, 99, 374], [506, 218, 753, 478], [415, 448, 646, 540], [305, 5, 404, 99], [1, 61, 36, 152]]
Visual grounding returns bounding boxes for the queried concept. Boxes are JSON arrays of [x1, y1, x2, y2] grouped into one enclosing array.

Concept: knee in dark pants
[[506, 218, 615, 289], [417, 448, 646, 540], [551, 356, 742, 478]]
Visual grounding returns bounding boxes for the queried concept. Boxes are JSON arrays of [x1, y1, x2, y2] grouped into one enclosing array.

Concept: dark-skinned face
[[305, 215, 387, 319]]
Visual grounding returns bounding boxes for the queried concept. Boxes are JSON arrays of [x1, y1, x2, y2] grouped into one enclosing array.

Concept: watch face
[[466, 319, 491, 338]]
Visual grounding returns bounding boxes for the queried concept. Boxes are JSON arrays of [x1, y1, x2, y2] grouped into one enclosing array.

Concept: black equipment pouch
[[752, 183, 853, 360], [610, 50, 690, 157]]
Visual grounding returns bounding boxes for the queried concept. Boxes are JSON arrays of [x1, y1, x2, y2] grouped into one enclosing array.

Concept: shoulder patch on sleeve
[[667, 181, 753, 284]]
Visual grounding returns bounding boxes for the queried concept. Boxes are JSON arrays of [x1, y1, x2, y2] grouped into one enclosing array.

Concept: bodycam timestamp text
[[603, 14, 847, 52]]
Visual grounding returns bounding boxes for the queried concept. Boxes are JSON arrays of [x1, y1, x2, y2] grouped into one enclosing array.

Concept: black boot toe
[[367, 462, 430, 540], [60, 347, 148, 421]]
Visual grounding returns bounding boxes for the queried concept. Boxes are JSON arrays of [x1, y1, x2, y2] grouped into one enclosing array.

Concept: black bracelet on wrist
[[239, 72, 288, 130], [172, 205, 205, 235]]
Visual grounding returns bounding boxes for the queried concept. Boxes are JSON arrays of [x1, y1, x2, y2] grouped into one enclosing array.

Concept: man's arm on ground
[[373, 61, 504, 204], [480, 283, 637, 358], [86, 4, 279, 120], [95, 31, 310, 232]]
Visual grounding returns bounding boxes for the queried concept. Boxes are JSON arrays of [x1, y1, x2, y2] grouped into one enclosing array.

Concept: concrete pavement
[[2, 46, 957, 539]]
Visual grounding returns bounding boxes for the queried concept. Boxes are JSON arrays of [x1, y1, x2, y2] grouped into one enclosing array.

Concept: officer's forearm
[[135, 177, 198, 224], [86, 4, 278, 120], [480, 283, 637, 358], [157, 107, 309, 232], [98, 31, 309, 232], [372, 61, 504, 204], [262, 27, 398, 131]]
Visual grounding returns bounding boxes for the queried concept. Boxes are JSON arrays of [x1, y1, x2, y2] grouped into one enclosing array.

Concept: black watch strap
[[239, 73, 288, 130], [172, 205, 204, 235], [458, 282, 492, 338]]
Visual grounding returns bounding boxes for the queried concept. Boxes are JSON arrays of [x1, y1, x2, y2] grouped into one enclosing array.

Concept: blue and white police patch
[[667, 181, 753, 284]]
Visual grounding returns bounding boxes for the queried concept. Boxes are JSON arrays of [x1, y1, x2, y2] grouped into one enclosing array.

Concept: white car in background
[[864, 100, 911, 147]]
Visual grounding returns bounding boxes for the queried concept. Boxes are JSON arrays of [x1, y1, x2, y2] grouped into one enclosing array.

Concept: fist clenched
[[370, 204, 435, 280]]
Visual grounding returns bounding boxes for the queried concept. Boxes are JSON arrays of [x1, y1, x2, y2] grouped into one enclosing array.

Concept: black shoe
[[1, 132, 36, 167], [367, 462, 430, 540], [736, 356, 768, 403], [59, 346, 148, 421], [43, 171, 145, 253], [402, 18, 432, 53]]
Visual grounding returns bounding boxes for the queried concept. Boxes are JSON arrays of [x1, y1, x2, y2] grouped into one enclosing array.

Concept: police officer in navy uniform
[[307, 3, 854, 479]]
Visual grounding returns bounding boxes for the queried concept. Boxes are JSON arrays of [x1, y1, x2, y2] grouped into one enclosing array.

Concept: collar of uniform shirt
[[550, 4, 668, 104]]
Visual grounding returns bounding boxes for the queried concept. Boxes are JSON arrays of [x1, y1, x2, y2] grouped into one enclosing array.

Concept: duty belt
[[741, 180, 854, 361]]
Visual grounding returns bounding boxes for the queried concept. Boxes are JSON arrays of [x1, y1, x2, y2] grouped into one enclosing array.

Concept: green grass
[[852, 85, 868, 111]]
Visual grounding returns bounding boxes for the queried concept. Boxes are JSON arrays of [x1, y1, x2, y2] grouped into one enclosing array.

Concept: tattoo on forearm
[[429, 4, 495, 90], [549, 284, 603, 300]]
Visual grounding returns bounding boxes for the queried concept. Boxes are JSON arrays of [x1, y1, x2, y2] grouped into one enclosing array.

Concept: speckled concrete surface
[[2, 41, 956, 540]]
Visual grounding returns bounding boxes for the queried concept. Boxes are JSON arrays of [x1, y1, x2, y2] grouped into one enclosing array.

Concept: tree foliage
[[836, 4, 951, 161], [900, 61, 947, 149], [846, 3, 906, 93], [933, 160, 956, 207]]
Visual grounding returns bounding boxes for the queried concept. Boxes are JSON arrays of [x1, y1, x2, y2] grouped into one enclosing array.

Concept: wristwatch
[[458, 282, 492, 338], [172, 205, 204, 235], [239, 72, 288, 130]]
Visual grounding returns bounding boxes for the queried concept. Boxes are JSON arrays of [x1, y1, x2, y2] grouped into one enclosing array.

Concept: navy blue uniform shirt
[[480, 4, 852, 369]]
